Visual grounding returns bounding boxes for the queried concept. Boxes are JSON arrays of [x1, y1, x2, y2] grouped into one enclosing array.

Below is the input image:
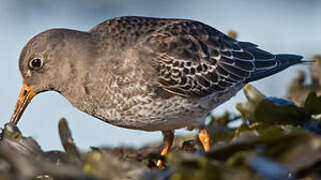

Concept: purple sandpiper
[[9, 16, 303, 167]]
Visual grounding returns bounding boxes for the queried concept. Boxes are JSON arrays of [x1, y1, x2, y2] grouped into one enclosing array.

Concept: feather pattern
[[134, 18, 302, 97]]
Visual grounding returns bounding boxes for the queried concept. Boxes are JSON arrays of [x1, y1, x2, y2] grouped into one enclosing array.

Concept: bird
[[9, 16, 303, 167]]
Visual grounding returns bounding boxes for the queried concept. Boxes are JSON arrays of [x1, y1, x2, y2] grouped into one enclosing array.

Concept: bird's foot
[[156, 130, 174, 168], [198, 127, 211, 152]]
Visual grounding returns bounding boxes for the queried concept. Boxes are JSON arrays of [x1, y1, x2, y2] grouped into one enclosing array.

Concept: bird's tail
[[244, 54, 304, 83]]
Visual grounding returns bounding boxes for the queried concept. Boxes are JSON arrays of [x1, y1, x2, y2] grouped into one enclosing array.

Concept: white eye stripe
[[26, 70, 32, 77]]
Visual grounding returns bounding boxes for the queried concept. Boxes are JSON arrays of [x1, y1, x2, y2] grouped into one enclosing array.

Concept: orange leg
[[156, 130, 174, 168], [198, 127, 211, 152]]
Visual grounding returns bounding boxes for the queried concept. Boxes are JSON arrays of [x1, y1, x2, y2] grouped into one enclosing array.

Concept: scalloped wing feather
[[136, 18, 297, 97]]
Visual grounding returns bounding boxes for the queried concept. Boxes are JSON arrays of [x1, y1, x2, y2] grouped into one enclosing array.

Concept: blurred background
[[0, 0, 320, 151]]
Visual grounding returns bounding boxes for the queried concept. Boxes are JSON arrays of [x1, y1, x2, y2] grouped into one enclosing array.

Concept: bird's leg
[[198, 127, 211, 152], [156, 130, 174, 168]]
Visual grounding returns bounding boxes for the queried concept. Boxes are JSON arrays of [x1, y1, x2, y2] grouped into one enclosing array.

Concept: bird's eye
[[29, 58, 43, 70]]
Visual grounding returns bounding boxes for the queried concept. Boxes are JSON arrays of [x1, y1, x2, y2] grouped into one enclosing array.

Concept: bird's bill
[[10, 82, 35, 125]]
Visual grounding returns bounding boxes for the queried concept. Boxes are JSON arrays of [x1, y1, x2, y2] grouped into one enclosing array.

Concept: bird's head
[[10, 29, 96, 125]]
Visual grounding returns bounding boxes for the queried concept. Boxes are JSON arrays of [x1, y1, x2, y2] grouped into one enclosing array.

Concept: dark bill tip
[[10, 83, 35, 125]]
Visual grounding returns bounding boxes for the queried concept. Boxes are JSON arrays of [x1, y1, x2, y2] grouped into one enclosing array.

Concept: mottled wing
[[90, 16, 186, 49], [141, 20, 278, 97]]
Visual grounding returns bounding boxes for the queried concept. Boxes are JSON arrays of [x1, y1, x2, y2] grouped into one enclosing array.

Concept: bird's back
[[84, 16, 303, 131], [91, 17, 302, 96]]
